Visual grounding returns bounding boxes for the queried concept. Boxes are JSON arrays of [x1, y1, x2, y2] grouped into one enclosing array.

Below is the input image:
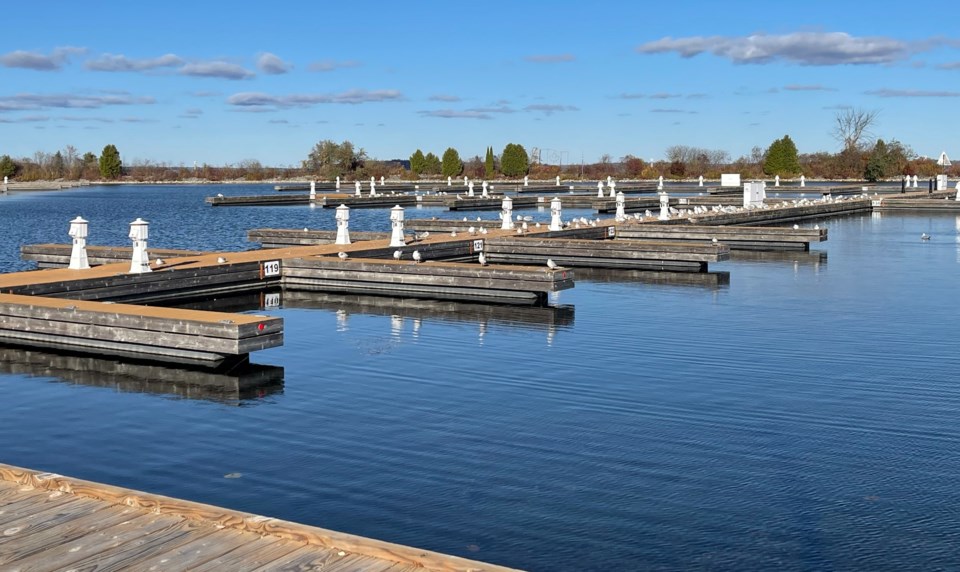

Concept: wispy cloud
[[651, 108, 698, 114], [0, 93, 155, 112], [865, 88, 960, 97], [429, 94, 462, 102], [181, 61, 254, 80], [524, 104, 578, 115], [0, 46, 86, 71], [418, 109, 492, 120], [85, 53, 183, 72], [227, 89, 403, 109], [618, 92, 707, 99], [179, 108, 203, 119], [784, 84, 836, 91], [637, 32, 926, 65], [189, 90, 222, 97], [268, 119, 289, 124], [256, 52, 292, 74], [308, 59, 361, 72], [0, 115, 50, 123], [466, 104, 516, 114], [524, 53, 576, 63], [937, 61, 960, 70]]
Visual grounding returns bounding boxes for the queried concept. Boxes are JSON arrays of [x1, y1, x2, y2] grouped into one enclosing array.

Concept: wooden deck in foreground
[[0, 463, 520, 572]]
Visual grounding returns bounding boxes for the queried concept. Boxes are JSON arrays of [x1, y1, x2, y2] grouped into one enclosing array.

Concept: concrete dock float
[[0, 463, 519, 571]]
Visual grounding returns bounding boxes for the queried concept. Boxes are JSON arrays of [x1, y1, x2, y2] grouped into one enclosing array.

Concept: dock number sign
[[262, 260, 281, 278], [472, 239, 484, 252]]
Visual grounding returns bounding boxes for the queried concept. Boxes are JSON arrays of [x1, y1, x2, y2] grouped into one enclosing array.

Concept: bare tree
[[833, 107, 879, 151]]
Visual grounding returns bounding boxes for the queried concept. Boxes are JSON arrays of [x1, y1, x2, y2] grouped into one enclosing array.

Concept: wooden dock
[[248, 229, 391, 248], [21, 244, 207, 268], [0, 463, 519, 572], [615, 224, 827, 251]]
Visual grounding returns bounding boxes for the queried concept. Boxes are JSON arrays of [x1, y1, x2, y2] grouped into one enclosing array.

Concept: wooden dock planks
[[0, 463, 521, 572], [614, 224, 827, 251]]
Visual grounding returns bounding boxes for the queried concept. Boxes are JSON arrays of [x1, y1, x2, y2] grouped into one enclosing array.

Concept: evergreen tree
[[500, 143, 529, 177], [441, 147, 463, 177], [0, 155, 17, 179], [424, 152, 442, 175], [409, 149, 426, 175], [864, 139, 890, 182], [98, 144, 122, 179], [762, 135, 800, 176], [484, 146, 495, 179]]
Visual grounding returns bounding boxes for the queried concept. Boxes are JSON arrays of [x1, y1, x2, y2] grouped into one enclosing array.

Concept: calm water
[[1, 185, 959, 571]]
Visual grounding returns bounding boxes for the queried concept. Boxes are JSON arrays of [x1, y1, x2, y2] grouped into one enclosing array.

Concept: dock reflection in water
[[0, 345, 284, 405], [574, 266, 731, 289]]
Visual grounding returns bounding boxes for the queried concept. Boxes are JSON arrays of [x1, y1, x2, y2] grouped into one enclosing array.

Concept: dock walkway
[[0, 463, 518, 571]]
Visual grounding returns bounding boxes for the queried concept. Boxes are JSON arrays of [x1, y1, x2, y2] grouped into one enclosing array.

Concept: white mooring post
[[615, 191, 626, 222], [658, 175, 664, 191], [775, 175, 780, 187], [501, 196, 515, 229], [955, 182, 959, 201], [800, 175, 806, 187], [2, 176, 7, 192], [335, 204, 351, 245], [354, 180, 362, 197], [309, 180, 316, 200], [524, 175, 529, 187], [370, 176, 376, 188], [698, 175, 704, 187], [464, 176, 469, 186], [128, 218, 151, 274], [658, 193, 670, 221], [67, 216, 90, 270], [447, 176, 452, 187], [467, 181, 475, 197], [370, 180, 377, 197], [380, 175, 385, 186], [609, 180, 617, 198], [336, 175, 340, 190], [597, 180, 604, 198], [549, 197, 563, 230], [556, 175, 560, 186], [389, 205, 406, 247], [913, 175, 919, 188], [482, 181, 489, 198]]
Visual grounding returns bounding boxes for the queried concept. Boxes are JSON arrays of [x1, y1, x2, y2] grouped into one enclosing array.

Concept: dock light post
[[609, 180, 616, 198], [775, 175, 780, 187], [370, 180, 377, 197], [68, 216, 90, 270], [389, 205, 406, 247], [800, 175, 806, 188], [699, 175, 704, 187], [464, 176, 469, 186], [482, 181, 489, 198], [128, 218, 151, 274], [335, 205, 351, 245], [310, 181, 316, 201], [2, 176, 7, 192], [658, 193, 670, 221], [955, 182, 959, 201], [597, 181, 604, 198], [448, 176, 452, 187], [380, 176, 385, 186], [607, 176, 612, 186], [336, 175, 340, 190], [501, 196, 515, 230], [467, 181, 475, 197], [913, 175, 919, 188], [549, 197, 563, 230], [355, 180, 362, 197], [524, 175, 529, 187], [658, 176, 664, 191], [615, 192, 626, 222]]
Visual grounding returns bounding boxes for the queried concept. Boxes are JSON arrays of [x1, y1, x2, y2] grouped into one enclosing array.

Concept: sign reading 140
[[263, 260, 281, 277]]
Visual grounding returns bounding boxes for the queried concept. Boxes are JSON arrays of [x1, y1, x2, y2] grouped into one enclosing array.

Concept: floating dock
[[0, 463, 519, 571], [615, 224, 827, 251]]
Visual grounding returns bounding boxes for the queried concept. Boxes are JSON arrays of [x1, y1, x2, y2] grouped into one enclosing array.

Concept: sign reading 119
[[263, 260, 281, 277]]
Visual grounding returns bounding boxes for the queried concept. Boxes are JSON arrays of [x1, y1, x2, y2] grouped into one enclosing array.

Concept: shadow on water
[[574, 266, 731, 289], [0, 345, 284, 405]]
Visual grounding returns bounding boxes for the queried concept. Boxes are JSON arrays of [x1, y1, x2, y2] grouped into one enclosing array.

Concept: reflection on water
[[575, 266, 730, 289], [0, 345, 283, 405]]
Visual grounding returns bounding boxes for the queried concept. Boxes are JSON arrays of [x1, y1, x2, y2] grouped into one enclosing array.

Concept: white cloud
[[0, 46, 86, 71], [85, 53, 183, 72], [227, 89, 403, 108], [419, 109, 492, 120], [256, 52, 292, 74], [865, 88, 960, 97], [524, 54, 576, 63], [308, 59, 361, 72], [0, 93, 155, 112], [181, 61, 254, 80]]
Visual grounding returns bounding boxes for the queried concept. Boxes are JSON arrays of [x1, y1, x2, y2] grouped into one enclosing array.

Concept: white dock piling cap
[[390, 205, 404, 220], [128, 217, 149, 240], [69, 216, 88, 238], [336, 204, 350, 218]]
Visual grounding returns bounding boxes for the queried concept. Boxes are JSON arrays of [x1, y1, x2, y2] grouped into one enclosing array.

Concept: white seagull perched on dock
[[412, 250, 422, 263], [154, 258, 164, 266], [338, 251, 349, 260], [468, 226, 476, 234], [478, 252, 488, 266], [546, 258, 559, 269], [393, 250, 402, 260], [217, 193, 224, 198], [793, 224, 800, 230], [217, 256, 227, 264]]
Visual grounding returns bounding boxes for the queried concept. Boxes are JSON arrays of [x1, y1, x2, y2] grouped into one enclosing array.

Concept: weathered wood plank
[[188, 534, 307, 571], [0, 504, 139, 565]]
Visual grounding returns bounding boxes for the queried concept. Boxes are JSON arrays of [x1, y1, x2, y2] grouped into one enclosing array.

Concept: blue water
[[1, 185, 960, 571]]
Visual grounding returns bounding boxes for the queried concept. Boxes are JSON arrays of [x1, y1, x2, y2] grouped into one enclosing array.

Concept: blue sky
[[2, 1, 958, 167]]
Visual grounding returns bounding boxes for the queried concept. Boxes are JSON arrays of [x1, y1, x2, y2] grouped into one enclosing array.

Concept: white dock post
[[800, 175, 806, 188], [955, 182, 959, 201], [524, 175, 529, 187], [556, 175, 560, 186], [597, 180, 604, 198], [67, 216, 90, 270], [609, 180, 616, 198], [2, 176, 7, 193], [336, 175, 340, 190], [335, 204, 351, 245], [355, 180, 362, 197], [658, 175, 664, 191], [501, 196, 515, 229], [658, 193, 670, 220], [549, 197, 563, 230], [448, 176, 452, 187], [913, 175, 919, 188], [774, 175, 780, 187], [389, 205, 406, 247], [380, 175, 385, 186], [482, 180, 489, 198], [607, 175, 612, 186], [698, 175, 704, 187], [128, 218, 151, 274], [370, 180, 377, 197], [309, 180, 316, 200], [615, 191, 626, 222], [467, 181, 475, 197]]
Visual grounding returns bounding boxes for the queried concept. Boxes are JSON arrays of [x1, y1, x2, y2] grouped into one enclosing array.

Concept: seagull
[[450, 231, 457, 237], [462, 216, 468, 221], [516, 214, 523, 221], [793, 224, 800, 230], [216, 193, 224, 198], [303, 227, 308, 232], [338, 251, 349, 260], [546, 258, 558, 269], [468, 226, 476, 234], [480, 228, 488, 235], [814, 224, 820, 230], [535, 222, 541, 228], [478, 252, 488, 266], [712, 238, 718, 243], [516, 228, 524, 234], [921, 233, 931, 241], [393, 250, 402, 260], [412, 250, 422, 263], [522, 215, 533, 222], [154, 258, 164, 266], [414, 231, 429, 241], [476, 216, 482, 222], [457, 194, 463, 200], [217, 256, 227, 263]]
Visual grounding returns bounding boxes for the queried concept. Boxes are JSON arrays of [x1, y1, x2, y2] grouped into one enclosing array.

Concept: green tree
[[500, 143, 529, 177], [484, 146, 495, 178], [409, 149, 426, 175], [864, 139, 890, 182], [98, 144, 122, 179], [0, 155, 18, 179], [51, 151, 65, 178], [441, 147, 463, 177], [763, 135, 800, 176], [423, 152, 441, 175], [303, 140, 366, 178]]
